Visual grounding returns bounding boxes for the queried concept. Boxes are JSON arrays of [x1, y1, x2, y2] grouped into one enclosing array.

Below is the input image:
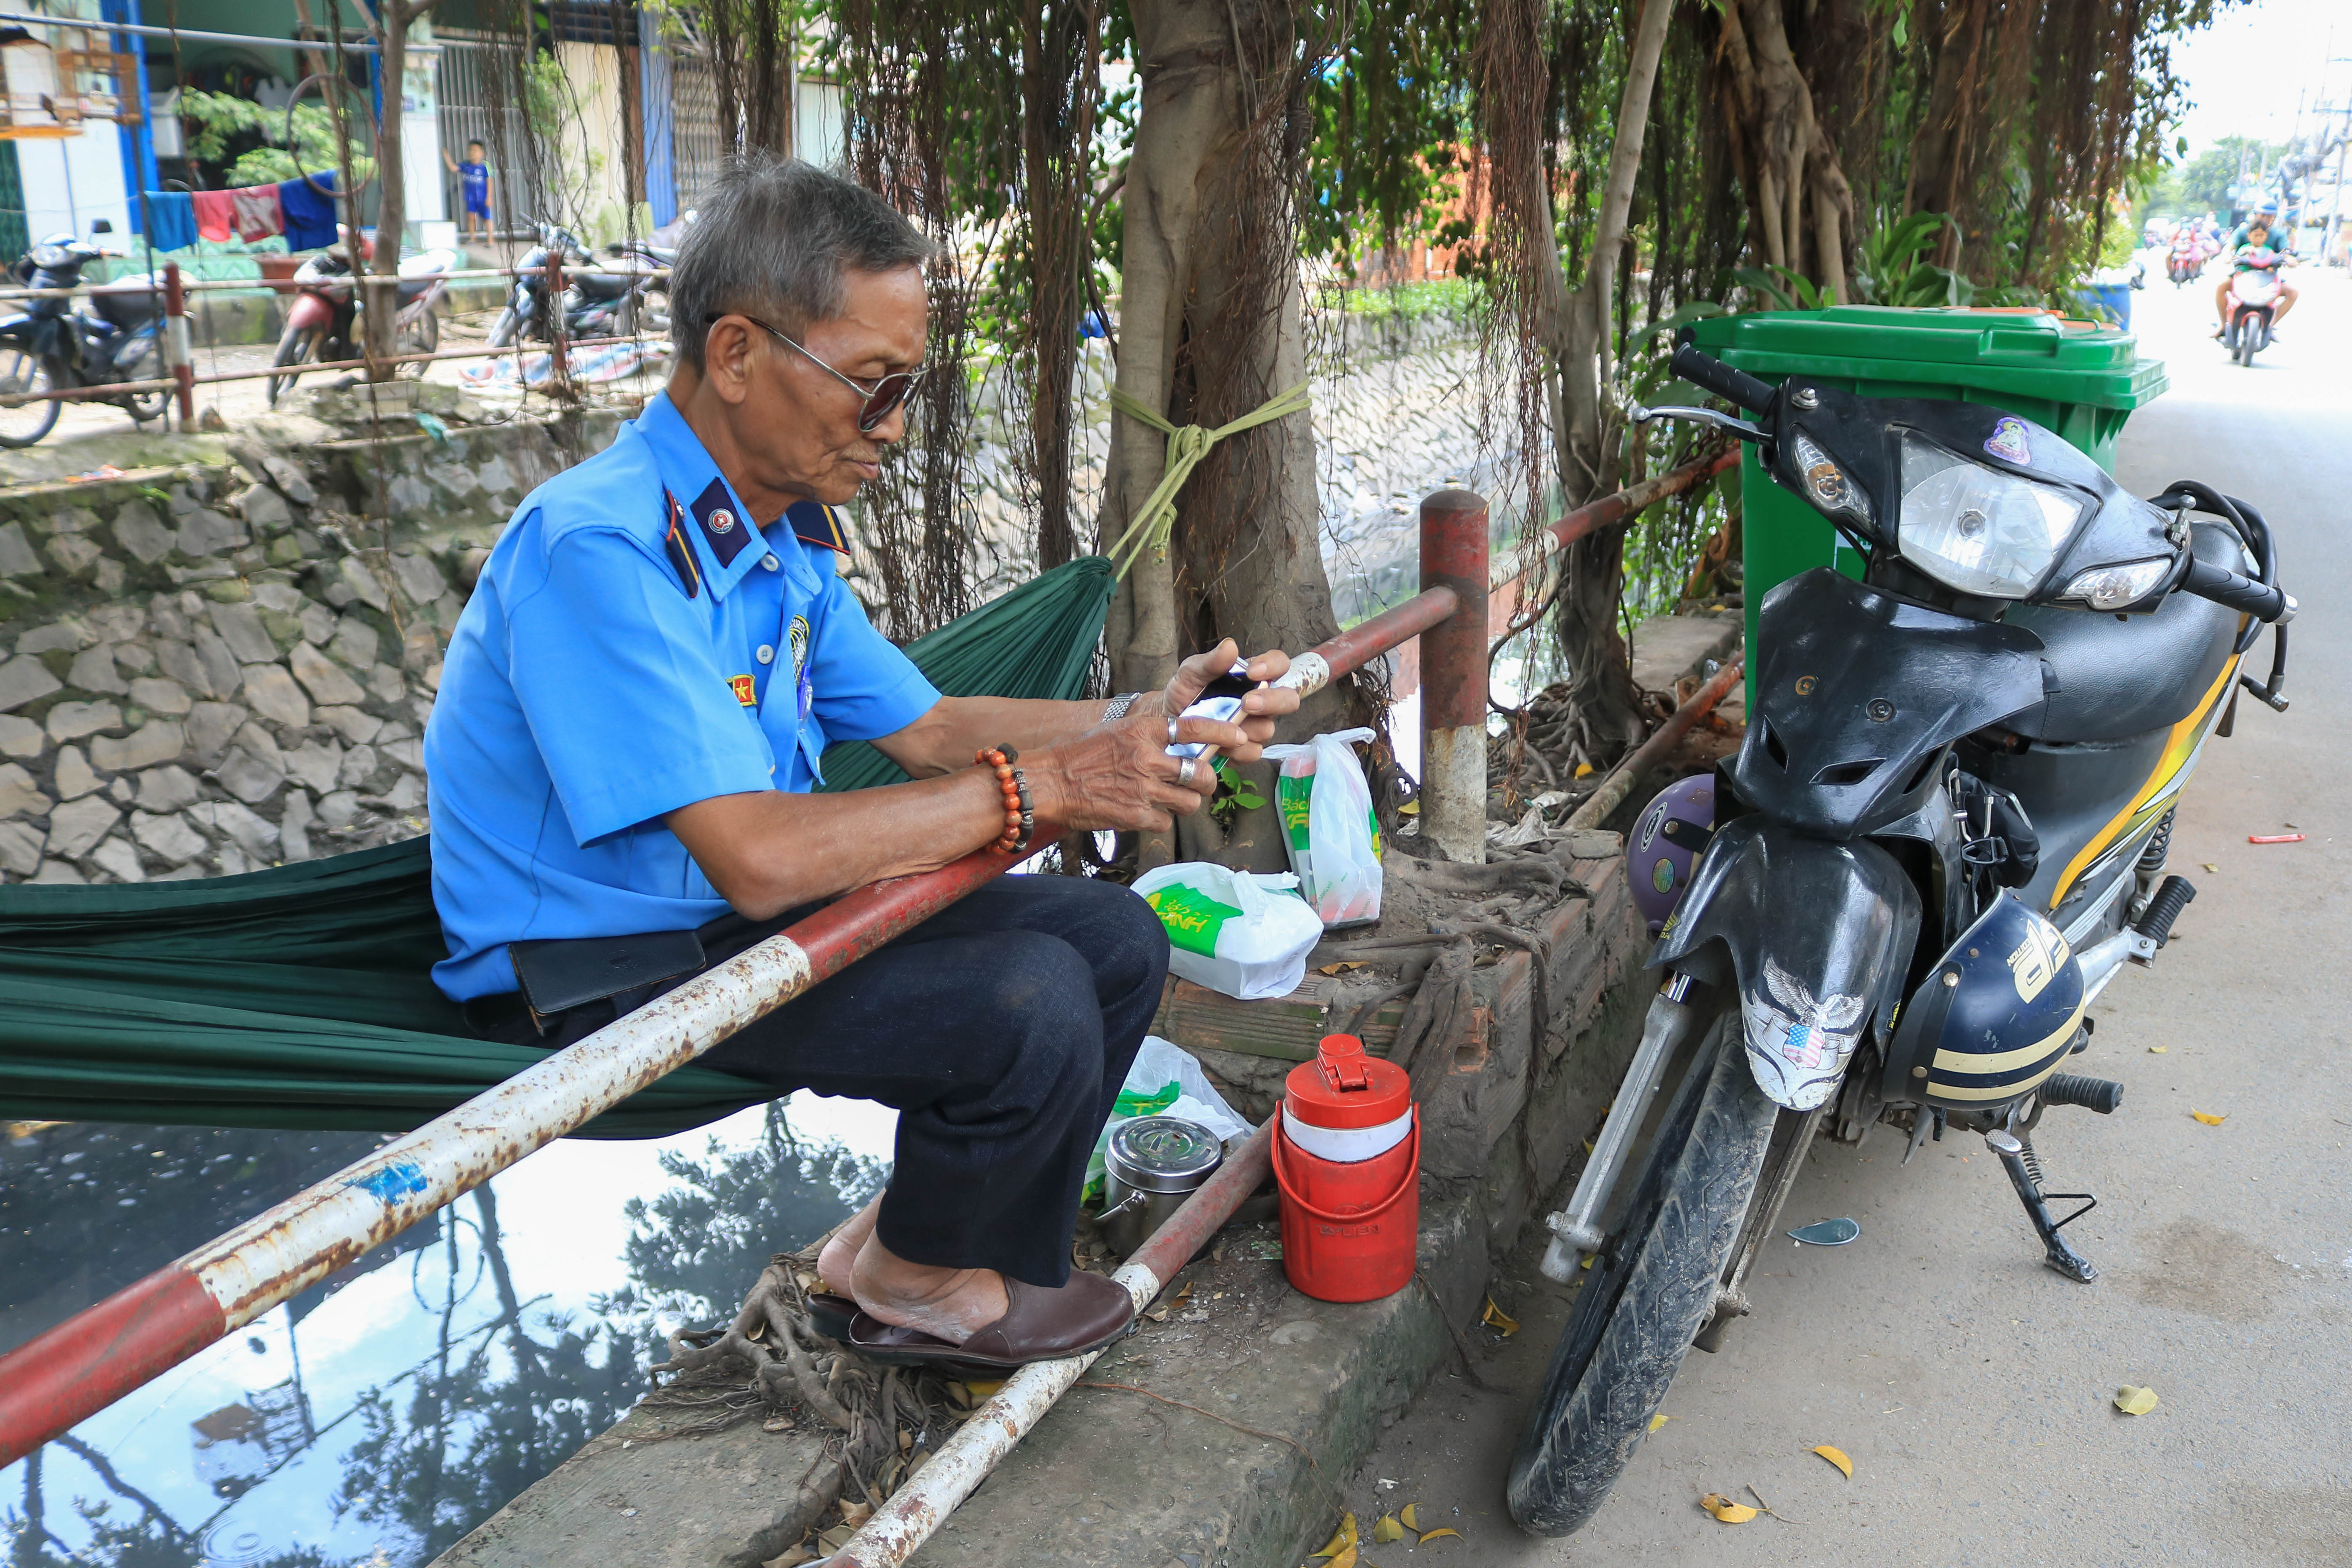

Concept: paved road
[[1345, 264, 2351, 1564]]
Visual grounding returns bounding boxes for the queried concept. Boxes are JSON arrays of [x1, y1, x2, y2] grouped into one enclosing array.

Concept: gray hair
[[668, 152, 933, 371]]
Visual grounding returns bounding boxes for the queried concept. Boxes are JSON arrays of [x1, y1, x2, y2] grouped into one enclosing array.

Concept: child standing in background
[[444, 139, 493, 242]]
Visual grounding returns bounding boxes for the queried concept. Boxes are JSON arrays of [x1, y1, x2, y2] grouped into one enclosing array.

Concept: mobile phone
[[1200, 661, 1256, 701]]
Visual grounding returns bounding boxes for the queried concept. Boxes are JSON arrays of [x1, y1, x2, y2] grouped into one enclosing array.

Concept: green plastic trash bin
[[1685, 306, 2167, 700]]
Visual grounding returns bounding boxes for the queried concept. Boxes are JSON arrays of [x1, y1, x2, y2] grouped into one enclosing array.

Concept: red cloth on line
[[231, 184, 283, 242], [192, 189, 235, 243]]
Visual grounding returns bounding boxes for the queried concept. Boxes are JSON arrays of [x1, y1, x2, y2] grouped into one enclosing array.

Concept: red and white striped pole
[[0, 589, 1456, 1467]]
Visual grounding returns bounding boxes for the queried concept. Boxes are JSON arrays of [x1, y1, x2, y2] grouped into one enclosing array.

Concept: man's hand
[[1024, 640, 1303, 834], [1139, 639, 1301, 763]]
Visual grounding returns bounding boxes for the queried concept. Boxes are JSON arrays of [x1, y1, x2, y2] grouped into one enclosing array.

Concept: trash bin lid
[[1688, 305, 2166, 411]]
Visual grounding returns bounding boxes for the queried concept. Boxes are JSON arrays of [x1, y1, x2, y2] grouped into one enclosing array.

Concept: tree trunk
[[1715, 0, 1852, 299], [1549, 0, 1676, 771], [363, 4, 422, 381], [1096, 0, 1341, 872]]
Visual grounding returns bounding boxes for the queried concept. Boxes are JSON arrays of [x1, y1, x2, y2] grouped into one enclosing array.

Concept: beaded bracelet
[[977, 745, 1035, 855]]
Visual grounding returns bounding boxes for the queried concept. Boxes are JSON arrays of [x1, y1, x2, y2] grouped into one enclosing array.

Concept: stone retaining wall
[[0, 398, 563, 885]]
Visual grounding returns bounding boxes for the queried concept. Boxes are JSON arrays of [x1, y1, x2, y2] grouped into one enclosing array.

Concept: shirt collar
[[634, 393, 856, 602]]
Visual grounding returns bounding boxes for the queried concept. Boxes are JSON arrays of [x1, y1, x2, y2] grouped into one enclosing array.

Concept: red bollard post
[[161, 262, 194, 429], [1419, 489, 1489, 864]]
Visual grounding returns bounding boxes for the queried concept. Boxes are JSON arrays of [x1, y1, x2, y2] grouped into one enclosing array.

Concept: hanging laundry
[[231, 182, 282, 242], [192, 188, 235, 243], [144, 189, 196, 251], [277, 170, 340, 251]]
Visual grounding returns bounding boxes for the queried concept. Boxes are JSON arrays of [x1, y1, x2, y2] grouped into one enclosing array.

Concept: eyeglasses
[[708, 312, 924, 433]]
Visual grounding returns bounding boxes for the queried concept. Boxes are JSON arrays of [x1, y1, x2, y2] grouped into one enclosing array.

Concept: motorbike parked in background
[[2222, 247, 2285, 367], [0, 235, 171, 447], [486, 223, 663, 349], [267, 230, 456, 407], [1505, 336, 2294, 1537]]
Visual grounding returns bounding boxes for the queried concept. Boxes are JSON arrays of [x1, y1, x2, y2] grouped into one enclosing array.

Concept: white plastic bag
[[1132, 862, 1323, 1000], [1261, 727, 1384, 927], [1085, 1035, 1256, 1200]]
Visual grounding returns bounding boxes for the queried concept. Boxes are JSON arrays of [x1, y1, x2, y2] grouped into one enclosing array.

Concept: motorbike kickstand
[[1984, 1130, 2097, 1282]]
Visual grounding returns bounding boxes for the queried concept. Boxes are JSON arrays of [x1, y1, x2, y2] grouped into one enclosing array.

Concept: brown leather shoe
[[846, 1272, 1136, 1371]]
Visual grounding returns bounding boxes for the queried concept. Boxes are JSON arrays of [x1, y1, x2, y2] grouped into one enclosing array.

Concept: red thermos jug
[[1274, 1033, 1419, 1302]]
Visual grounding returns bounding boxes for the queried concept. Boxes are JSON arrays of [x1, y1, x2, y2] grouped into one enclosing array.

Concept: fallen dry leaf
[[1575, 763, 1595, 778], [1398, 1504, 1419, 1531], [1311, 1514, 1359, 1558], [1648, 1413, 1672, 1433], [2201, 862, 2219, 872], [1812, 1444, 1853, 1478], [1419, 1527, 1461, 1543], [838, 1500, 874, 1529], [2148, 1045, 2167, 1054], [1315, 961, 1369, 976], [1482, 1297, 1520, 1336], [1701, 1493, 1759, 1523], [967, 1377, 1006, 1399], [817, 1525, 856, 1551], [763, 1416, 796, 1433], [1373, 1515, 1405, 1544], [2190, 1110, 2227, 1126], [2114, 1385, 2160, 1415], [1324, 1548, 1357, 1568]]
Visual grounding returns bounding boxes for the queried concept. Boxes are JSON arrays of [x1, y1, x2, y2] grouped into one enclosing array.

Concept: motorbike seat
[[2005, 523, 2249, 744], [570, 269, 636, 301], [88, 275, 162, 328], [395, 278, 435, 307]]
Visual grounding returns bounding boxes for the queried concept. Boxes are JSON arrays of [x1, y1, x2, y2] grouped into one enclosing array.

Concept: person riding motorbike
[[2214, 207, 2297, 338]]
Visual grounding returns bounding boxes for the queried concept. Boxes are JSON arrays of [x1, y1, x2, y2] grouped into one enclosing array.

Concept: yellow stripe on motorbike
[[2048, 651, 2241, 908], [1927, 1003, 2085, 1101]]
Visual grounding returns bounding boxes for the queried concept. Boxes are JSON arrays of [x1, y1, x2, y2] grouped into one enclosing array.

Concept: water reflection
[[3, 1101, 888, 1566]]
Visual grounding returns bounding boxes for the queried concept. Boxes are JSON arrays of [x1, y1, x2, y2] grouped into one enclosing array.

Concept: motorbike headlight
[[1896, 432, 2085, 599], [2060, 557, 2172, 611]]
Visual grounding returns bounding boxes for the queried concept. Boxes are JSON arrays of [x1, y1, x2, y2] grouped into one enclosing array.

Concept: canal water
[[1, 1096, 896, 1565]]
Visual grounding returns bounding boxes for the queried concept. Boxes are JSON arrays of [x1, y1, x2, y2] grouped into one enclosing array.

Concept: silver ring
[[1176, 756, 1198, 789], [1166, 716, 1181, 745]]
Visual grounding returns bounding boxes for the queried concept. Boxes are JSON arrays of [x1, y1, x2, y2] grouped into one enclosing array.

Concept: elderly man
[[425, 154, 1298, 1369]]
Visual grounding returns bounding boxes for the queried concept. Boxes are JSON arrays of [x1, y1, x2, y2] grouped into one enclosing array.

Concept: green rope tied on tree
[[1106, 380, 1312, 578]]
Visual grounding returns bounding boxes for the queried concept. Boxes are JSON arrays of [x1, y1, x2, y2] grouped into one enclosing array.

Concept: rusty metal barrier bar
[[0, 584, 1453, 1468], [825, 1120, 1277, 1567]]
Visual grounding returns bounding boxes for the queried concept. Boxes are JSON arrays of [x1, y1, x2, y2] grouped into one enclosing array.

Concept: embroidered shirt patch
[[690, 477, 755, 567], [728, 674, 757, 706]]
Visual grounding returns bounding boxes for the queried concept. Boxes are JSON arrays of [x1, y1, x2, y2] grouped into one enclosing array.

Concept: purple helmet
[[1627, 773, 1716, 936]]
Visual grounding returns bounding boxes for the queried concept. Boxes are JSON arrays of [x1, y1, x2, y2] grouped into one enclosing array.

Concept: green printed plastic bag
[[1084, 1035, 1256, 1200], [1133, 861, 1323, 1000], [1261, 727, 1384, 927]]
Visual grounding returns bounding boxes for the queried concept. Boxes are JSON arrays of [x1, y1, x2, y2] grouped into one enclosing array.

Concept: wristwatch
[[1102, 691, 1145, 723]]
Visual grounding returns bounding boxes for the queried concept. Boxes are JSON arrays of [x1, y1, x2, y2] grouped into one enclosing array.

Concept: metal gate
[[433, 29, 532, 235]]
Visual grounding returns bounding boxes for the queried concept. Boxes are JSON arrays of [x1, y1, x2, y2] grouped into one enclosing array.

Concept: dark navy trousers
[[507, 875, 1167, 1286]]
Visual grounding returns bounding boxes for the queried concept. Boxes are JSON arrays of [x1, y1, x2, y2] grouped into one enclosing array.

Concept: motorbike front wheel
[[2238, 324, 2259, 367], [486, 306, 523, 349], [1506, 1008, 1779, 1537], [267, 326, 322, 407], [114, 334, 169, 424], [0, 349, 63, 448]]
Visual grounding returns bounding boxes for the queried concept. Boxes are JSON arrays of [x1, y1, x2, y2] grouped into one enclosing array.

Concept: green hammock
[[0, 557, 1114, 1138]]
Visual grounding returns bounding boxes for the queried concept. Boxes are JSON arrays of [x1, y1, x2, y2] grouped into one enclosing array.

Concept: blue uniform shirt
[[424, 392, 941, 1002]]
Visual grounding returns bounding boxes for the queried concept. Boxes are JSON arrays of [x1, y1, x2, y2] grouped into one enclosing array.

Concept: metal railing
[[0, 495, 1491, 1483]]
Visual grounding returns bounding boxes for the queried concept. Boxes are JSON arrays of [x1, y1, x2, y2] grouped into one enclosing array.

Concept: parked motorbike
[[0, 235, 172, 448], [267, 232, 455, 407], [485, 223, 661, 349], [1505, 337, 2294, 1536], [2222, 248, 2284, 368]]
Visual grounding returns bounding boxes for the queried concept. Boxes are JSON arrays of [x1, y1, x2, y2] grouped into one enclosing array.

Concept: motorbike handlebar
[[1669, 341, 1778, 417], [2181, 556, 2296, 624]]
